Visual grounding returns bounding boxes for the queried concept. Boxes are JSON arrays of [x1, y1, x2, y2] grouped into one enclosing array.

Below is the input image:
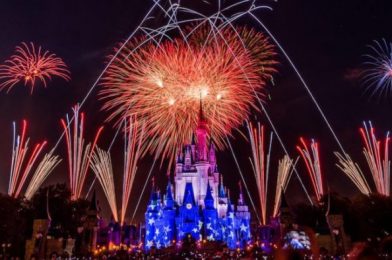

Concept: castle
[[144, 109, 252, 250]]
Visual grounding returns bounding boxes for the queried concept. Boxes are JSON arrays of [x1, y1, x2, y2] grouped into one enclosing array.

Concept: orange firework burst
[[101, 25, 277, 160], [0, 42, 70, 94]]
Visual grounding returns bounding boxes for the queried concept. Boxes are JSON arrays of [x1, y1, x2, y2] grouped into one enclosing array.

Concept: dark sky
[[0, 0, 392, 223]]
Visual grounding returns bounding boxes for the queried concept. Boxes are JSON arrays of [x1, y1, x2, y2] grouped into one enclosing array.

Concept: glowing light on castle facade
[[144, 111, 251, 250]]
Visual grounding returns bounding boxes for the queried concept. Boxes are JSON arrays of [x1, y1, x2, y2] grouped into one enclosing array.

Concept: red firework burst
[[0, 42, 70, 94], [101, 25, 277, 160]]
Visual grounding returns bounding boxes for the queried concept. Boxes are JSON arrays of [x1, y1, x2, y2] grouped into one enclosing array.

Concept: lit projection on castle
[[144, 111, 251, 250]]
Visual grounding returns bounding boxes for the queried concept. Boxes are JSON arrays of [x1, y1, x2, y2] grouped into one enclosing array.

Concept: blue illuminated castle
[[144, 110, 251, 250]]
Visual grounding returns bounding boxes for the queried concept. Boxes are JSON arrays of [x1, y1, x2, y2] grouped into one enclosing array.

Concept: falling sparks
[[121, 118, 145, 225], [8, 120, 47, 198], [360, 121, 390, 196], [297, 138, 324, 201], [334, 152, 371, 196], [100, 24, 277, 162], [273, 155, 295, 217], [0, 42, 70, 94], [61, 104, 104, 200], [91, 147, 118, 222], [247, 121, 273, 225], [25, 151, 61, 200]]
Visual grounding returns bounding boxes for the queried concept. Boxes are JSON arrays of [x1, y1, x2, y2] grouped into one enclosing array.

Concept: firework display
[[61, 104, 104, 200], [24, 151, 61, 200], [362, 39, 392, 99], [335, 152, 371, 195], [360, 121, 390, 196], [273, 155, 295, 217], [0, 42, 70, 93], [101, 24, 277, 161], [1, 0, 392, 258], [297, 138, 324, 201], [8, 120, 47, 198], [247, 122, 273, 225], [121, 118, 145, 225], [91, 147, 118, 222]]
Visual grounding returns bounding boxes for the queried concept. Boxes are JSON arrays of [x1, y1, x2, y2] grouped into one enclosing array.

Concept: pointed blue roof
[[218, 175, 226, 198], [204, 181, 215, 209], [147, 184, 159, 211], [226, 190, 232, 212], [227, 198, 234, 214], [166, 182, 173, 201], [205, 181, 214, 202], [183, 183, 196, 205]]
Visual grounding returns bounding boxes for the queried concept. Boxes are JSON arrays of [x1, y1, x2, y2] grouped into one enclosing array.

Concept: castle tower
[[144, 99, 252, 251], [217, 175, 228, 218], [203, 181, 219, 241], [145, 179, 161, 250], [209, 140, 217, 172], [191, 133, 196, 160], [161, 180, 176, 247], [174, 101, 218, 208], [194, 103, 211, 206], [235, 182, 251, 248], [225, 196, 237, 249]]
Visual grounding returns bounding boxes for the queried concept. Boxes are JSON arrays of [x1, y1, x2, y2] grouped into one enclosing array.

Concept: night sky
[[1, 0, 392, 222]]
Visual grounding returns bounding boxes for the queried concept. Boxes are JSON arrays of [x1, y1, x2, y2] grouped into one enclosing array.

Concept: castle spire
[[205, 181, 213, 200], [196, 97, 208, 161], [219, 174, 226, 198], [199, 92, 204, 122], [191, 133, 196, 145], [184, 145, 192, 167], [148, 177, 158, 206], [204, 181, 214, 209], [238, 181, 245, 206], [183, 183, 196, 206], [165, 176, 174, 208], [209, 139, 216, 169]]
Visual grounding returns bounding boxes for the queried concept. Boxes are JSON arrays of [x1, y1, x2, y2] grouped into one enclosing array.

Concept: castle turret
[[191, 133, 196, 160], [238, 182, 246, 206], [164, 180, 174, 209], [225, 195, 237, 249], [236, 182, 251, 248], [145, 178, 160, 250], [204, 181, 214, 209], [184, 145, 192, 169], [217, 174, 228, 218], [161, 180, 176, 247], [203, 181, 220, 241], [209, 140, 217, 171], [218, 175, 226, 198]]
